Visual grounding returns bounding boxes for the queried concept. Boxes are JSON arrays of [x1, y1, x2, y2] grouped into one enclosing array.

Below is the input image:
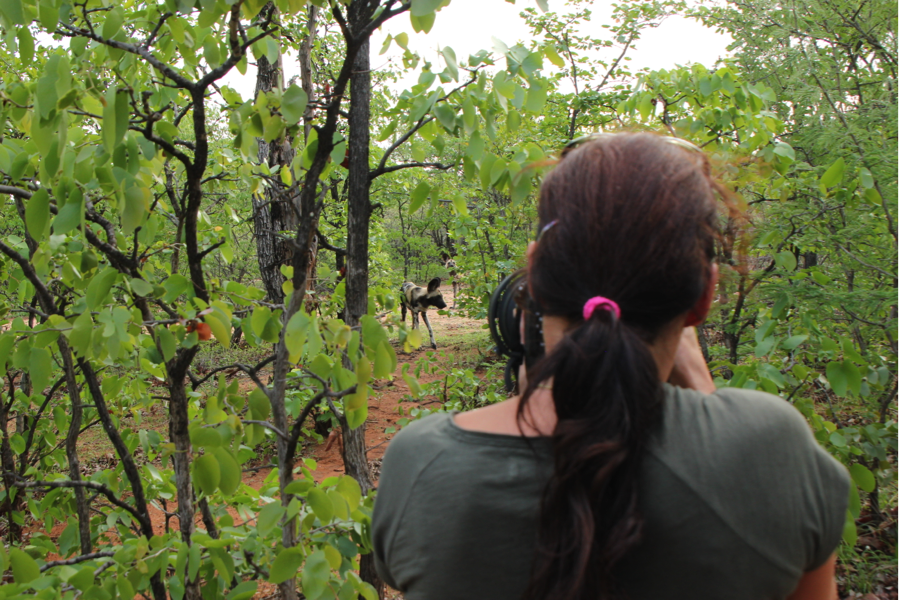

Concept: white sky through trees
[[221, 0, 732, 100]]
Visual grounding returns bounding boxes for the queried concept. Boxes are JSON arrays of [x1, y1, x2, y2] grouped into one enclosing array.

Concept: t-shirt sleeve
[[371, 431, 414, 590], [800, 426, 851, 571], [371, 417, 446, 591], [714, 388, 850, 572]]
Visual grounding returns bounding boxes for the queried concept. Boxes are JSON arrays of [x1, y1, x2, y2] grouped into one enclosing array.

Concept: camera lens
[[488, 270, 527, 392]]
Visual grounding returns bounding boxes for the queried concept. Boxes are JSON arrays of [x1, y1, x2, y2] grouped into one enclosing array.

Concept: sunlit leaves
[[409, 180, 431, 213], [9, 549, 39, 584], [281, 84, 309, 124], [192, 454, 220, 495], [25, 188, 49, 241], [819, 157, 845, 190]]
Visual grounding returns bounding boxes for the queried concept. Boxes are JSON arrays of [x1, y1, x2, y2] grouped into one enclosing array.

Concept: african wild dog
[[400, 278, 447, 350], [443, 256, 460, 308]]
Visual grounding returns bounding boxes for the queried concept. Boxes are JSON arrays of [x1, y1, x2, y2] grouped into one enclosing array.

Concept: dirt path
[[283, 288, 487, 483]]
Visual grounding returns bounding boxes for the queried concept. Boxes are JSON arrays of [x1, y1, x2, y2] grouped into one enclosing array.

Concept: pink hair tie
[[583, 296, 621, 321]]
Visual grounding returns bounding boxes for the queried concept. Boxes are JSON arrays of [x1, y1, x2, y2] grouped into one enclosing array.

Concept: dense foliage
[[0, 0, 893, 597]]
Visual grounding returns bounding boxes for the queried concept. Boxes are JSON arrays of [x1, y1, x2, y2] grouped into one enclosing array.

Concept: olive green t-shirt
[[372, 385, 849, 600]]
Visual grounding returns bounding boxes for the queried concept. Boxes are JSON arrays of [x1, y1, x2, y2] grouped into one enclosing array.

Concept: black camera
[[488, 270, 544, 393]]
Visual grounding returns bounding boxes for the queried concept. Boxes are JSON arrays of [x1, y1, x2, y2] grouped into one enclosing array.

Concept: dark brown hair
[[520, 133, 719, 600]]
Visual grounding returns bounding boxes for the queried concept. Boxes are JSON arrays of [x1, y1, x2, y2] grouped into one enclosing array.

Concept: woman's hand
[[668, 327, 716, 394]]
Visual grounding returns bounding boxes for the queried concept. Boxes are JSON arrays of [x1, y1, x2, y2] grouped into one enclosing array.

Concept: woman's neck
[[454, 315, 687, 437]]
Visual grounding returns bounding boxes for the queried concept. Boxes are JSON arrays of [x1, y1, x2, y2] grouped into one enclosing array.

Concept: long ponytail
[[519, 133, 721, 599]]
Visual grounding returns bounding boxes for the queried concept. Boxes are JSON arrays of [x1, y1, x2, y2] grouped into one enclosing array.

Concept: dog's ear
[[427, 277, 441, 293]]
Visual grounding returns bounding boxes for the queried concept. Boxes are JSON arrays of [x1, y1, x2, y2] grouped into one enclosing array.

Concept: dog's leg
[[412, 310, 419, 330], [421, 311, 436, 350], [401, 301, 407, 323]]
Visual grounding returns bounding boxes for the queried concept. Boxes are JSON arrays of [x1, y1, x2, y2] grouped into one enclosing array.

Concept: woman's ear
[[685, 263, 719, 327]]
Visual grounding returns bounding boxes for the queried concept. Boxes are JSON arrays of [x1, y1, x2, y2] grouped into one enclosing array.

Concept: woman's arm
[[787, 554, 838, 600]]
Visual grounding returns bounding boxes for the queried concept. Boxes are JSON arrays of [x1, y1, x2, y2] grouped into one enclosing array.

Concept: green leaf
[[25, 188, 50, 242], [251, 306, 272, 338], [17, 27, 33, 65], [307, 486, 333, 523], [781, 335, 808, 351], [811, 271, 831, 285], [772, 142, 795, 161], [205, 313, 231, 349], [847, 481, 861, 518], [226, 581, 258, 600], [842, 509, 857, 546], [864, 187, 882, 206], [849, 463, 876, 493], [281, 85, 308, 124], [377, 120, 397, 142], [157, 326, 176, 362], [102, 7, 125, 39], [637, 94, 653, 120], [9, 434, 24, 455], [248, 388, 271, 421], [53, 189, 84, 235], [410, 0, 441, 17], [543, 44, 564, 67], [442, 47, 458, 81], [269, 547, 302, 585], [409, 11, 435, 33], [826, 361, 848, 397], [9, 548, 39, 584], [30, 347, 51, 393], [373, 341, 393, 379], [285, 311, 310, 360], [86, 267, 118, 309], [213, 447, 241, 496], [433, 104, 456, 131], [858, 167, 874, 189], [527, 81, 547, 115], [190, 427, 222, 448], [257, 501, 285, 537], [67, 312, 93, 357], [336, 476, 362, 510], [0, 0, 25, 25], [843, 360, 861, 396], [820, 157, 845, 189], [300, 550, 330, 599], [193, 453, 220, 495], [774, 251, 796, 271], [409, 181, 431, 214], [130, 278, 154, 297], [204, 37, 221, 68], [122, 185, 148, 234]]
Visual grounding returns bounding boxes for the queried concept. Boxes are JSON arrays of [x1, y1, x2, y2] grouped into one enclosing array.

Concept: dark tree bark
[[253, 5, 299, 307], [344, 5, 374, 490], [58, 338, 91, 555], [344, 6, 382, 596]]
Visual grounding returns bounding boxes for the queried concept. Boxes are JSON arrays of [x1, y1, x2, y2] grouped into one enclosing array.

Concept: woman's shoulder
[[655, 384, 849, 573], [657, 383, 849, 506], [663, 384, 817, 446], [382, 412, 455, 464]]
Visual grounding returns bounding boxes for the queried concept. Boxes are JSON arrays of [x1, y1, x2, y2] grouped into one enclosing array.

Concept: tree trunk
[[344, 23, 374, 489], [299, 6, 319, 142], [58, 338, 91, 555], [344, 16, 382, 597], [253, 5, 298, 307]]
